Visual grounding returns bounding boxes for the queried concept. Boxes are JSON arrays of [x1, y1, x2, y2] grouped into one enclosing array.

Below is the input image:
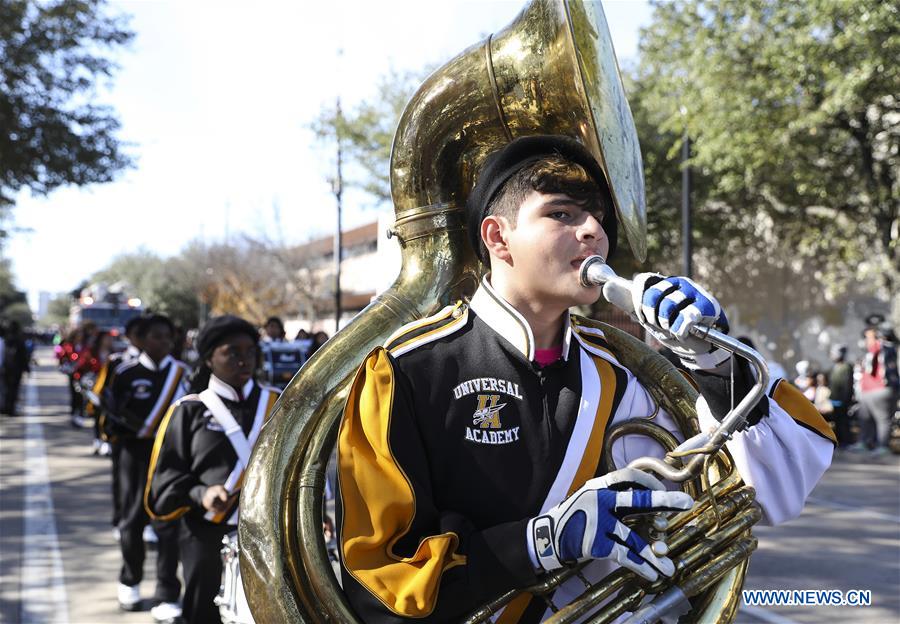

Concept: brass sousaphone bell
[[240, 1, 757, 621]]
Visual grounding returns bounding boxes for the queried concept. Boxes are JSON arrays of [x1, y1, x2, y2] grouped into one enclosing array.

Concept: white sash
[[199, 387, 270, 523], [138, 363, 184, 438]]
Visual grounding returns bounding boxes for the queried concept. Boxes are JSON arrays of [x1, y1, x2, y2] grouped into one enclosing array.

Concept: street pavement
[[1, 349, 154, 624], [739, 450, 900, 624], [1, 348, 899, 623]]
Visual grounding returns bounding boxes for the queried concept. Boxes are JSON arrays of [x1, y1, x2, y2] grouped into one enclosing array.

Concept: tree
[[0, 257, 31, 326], [0, 0, 134, 210], [310, 68, 430, 204], [91, 248, 163, 298], [87, 235, 328, 330], [45, 292, 72, 327], [637, 0, 898, 306], [89, 249, 204, 329], [3, 301, 32, 327]]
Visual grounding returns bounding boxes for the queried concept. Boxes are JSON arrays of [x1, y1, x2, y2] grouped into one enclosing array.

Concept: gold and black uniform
[[336, 277, 835, 623], [93, 345, 139, 441], [146, 376, 278, 624], [91, 345, 139, 528], [110, 352, 189, 603]]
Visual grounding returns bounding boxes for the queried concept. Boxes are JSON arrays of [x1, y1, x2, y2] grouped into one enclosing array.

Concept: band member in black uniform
[[109, 314, 189, 620], [2, 321, 31, 416], [146, 315, 279, 624], [94, 315, 145, 532]]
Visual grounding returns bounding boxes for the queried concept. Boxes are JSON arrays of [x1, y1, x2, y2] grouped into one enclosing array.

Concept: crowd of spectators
[[790, 314, 898, 456]]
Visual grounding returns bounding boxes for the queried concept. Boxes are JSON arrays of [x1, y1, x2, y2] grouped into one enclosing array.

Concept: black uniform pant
[[110, 439, 123, 527], [3, 371, 23, 415], [117, 438, 181, 602], [831, 403, 852, 447], [180, 520, 232, 624]]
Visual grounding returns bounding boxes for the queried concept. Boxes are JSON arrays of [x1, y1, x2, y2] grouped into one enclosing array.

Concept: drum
[[215, 532, 255, 624]]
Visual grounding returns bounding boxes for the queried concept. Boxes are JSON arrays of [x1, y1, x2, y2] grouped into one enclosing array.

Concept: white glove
[[632, 273, 731, 370], [526, 468, 693, 581]]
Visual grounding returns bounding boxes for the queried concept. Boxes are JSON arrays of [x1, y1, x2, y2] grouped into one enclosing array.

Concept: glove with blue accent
[[526, 468, 693, 581], [632, 273, 731, 371]]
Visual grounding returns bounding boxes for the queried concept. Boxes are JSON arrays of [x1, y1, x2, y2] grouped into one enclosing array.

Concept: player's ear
[[482, 215, 512, 262]]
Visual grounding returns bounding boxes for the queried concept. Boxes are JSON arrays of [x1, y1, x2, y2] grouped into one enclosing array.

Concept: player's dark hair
[[135, 314, 175, 338], [480, 155, 609, 260]]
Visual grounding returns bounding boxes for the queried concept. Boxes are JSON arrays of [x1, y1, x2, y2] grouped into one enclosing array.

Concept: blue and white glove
[[632, 273, 731, 371], [526, 468, 693, 581]]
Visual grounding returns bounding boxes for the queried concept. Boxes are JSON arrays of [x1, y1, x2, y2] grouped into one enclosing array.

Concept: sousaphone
[[239, 1, 758, 621]]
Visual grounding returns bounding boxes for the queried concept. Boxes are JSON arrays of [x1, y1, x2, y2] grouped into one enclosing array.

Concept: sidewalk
[[1, 348, 165, 624]]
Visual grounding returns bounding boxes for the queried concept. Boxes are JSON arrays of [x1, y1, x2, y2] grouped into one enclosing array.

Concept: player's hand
[[632, 273, 731, 370], [202, 484, 231, 512], [527, 468, 692, 581]]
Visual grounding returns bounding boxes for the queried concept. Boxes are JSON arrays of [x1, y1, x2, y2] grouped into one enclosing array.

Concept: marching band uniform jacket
[[110, 352, 191, 440], [92, 346, 140, 440], [145, 375, 279, 534], [337, 277, 835, 624]]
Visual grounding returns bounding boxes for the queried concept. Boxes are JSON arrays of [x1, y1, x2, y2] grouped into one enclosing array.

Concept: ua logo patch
[[473, 394, 505, 429], [465, 395, 520, 445], [131, 379, 153, 400]]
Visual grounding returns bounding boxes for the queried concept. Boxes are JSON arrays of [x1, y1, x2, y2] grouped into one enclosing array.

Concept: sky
[[8, 0, 654, 309]]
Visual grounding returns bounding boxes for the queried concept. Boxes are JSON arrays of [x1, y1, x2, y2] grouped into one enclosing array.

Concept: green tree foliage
[[3, 300, 32, 327], [0, 0, 134, 209], [637, 0, 898, 300], [0, 257, 31, 325], [89, 236, 325, 330], [45, 292, 72, 327], [310, 68, 430, 204], [90, 249, 202, 329]]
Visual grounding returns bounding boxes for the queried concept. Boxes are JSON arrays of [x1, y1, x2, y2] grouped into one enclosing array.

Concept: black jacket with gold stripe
[[110, 353, 190, 440], [145, 376, 278, 535], [91, 346, 139, 441], [337, 277, 835, 624]]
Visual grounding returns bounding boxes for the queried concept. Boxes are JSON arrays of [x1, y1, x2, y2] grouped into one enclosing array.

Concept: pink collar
[[534, 345, 563, 368]]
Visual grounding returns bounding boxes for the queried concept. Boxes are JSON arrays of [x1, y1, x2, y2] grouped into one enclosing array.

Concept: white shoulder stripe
[[574, 325, 606, 338], [391, 307, 469, 358], [173, 393, 201, 407], [383, 303, 459, 348], [114, 359, 140, 375], [572, 332, 626, 371]]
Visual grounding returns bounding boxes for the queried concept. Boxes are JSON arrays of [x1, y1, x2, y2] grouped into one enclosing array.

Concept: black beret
[[135, 313, 175, 338], [197, 315, 259, 359], [465, 135, 617, 264], [124, 315, 145, 335]]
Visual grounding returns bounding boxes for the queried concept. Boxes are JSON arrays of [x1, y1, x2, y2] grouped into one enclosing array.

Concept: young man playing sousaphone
[[336, 135, 835, 623]]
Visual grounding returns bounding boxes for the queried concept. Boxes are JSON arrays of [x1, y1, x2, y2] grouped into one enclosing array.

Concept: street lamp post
[[681, 129, 693, 279], [332, 97, 344, 333]]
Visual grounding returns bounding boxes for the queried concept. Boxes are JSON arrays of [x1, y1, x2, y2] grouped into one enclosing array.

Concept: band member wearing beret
[[108, 313, 190, 619], [146, 315, 279, 624], [92, 315, 146, 532], [336, 135, 835, 623]]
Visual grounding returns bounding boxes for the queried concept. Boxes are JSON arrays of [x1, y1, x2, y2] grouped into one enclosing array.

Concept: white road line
[[806, 496, 900, 525], [20, 376, 70, 624], [739, 605, 802, 624]]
